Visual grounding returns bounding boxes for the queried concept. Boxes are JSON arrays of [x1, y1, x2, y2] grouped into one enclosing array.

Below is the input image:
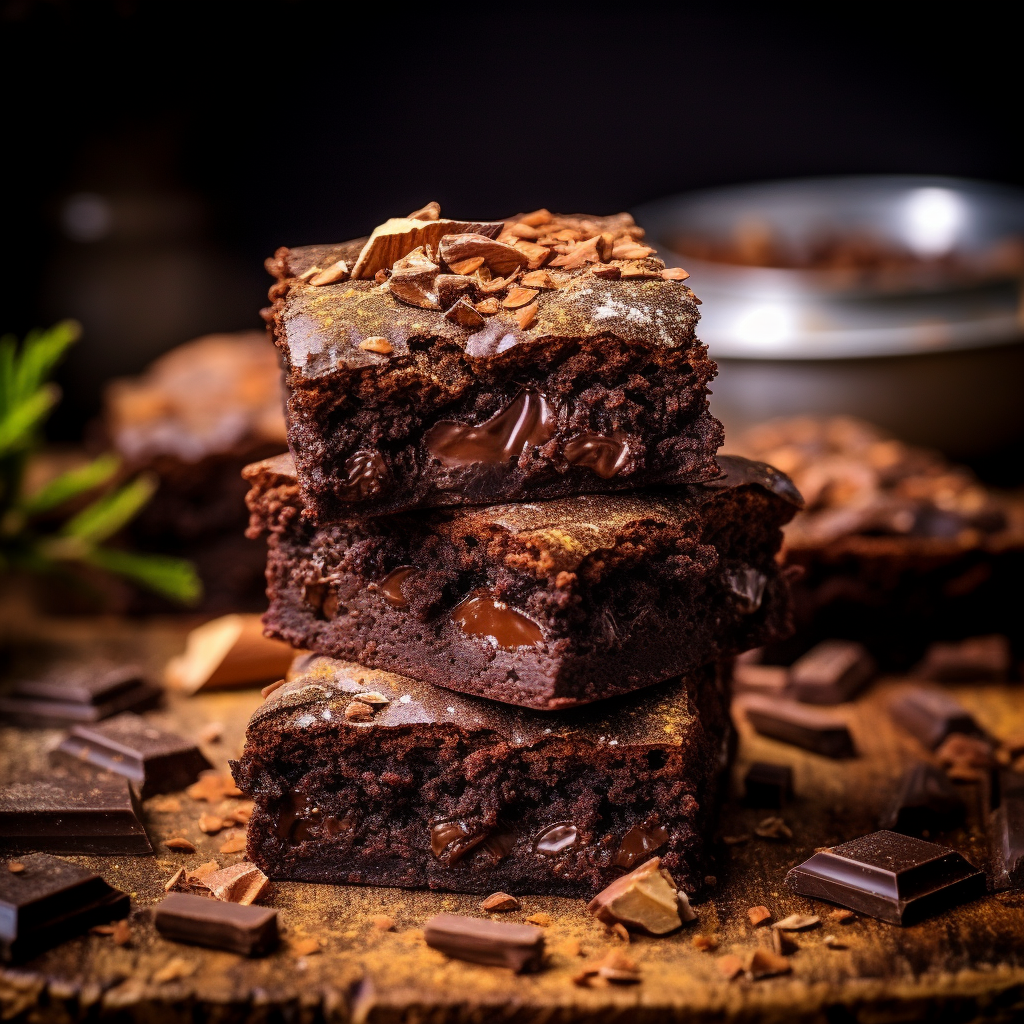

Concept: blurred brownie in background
[[730, 416, 1023, 670], [104, 331, 287, 612]]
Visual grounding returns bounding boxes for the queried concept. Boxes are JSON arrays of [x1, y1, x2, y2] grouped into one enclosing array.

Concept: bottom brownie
[[231, 656, 731, 898]]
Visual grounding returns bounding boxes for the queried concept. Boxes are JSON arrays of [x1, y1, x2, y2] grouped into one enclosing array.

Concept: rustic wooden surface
[[1, 603, 1023, 1023]]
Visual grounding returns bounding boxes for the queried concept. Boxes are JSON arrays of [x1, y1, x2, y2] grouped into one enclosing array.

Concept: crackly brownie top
[[247, 655, 714, 744], [244, 452, 802, 574], [264, 204, 702, 382], [105, 331, 287, 463]]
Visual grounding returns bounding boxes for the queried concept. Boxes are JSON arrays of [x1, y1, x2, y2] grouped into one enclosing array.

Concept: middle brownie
[[245, 453, 800, 710]]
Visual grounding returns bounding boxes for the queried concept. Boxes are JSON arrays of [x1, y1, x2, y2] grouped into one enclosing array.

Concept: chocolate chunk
[[423, 913, 544, 972], [789, 640, 875, 704], [732, 662, 790, 697], [534, 822, 579, 856], [888, 688, 981, 749], [785, 829, 985, 924], [424, 389, 557, 468], [743, 695, 856, 758], [0, 777, 152, 855], [744, 762, 793, 808], [991, 773, 1024, 890], [586, 857, 691, 935], [881, 762, 966, 835], [562, 432, 631, 479], [51, 713, 213, 798], [153, 892, 278, 956], [0, 853, 129, 963], [372, 566, 417, 609], [725, 567, 769, 614], [0, 662, 159, 728], [710, 455, 804, 508], [613, 823, 669, 869], [451, 591, 544, 650], [915, 635, 1011, 682], [336, 449, 390, 500]]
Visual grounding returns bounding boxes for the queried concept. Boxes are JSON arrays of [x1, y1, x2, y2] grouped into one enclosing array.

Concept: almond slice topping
[[308, 260, 350, 286], [502, 286, 540, 310], [359, 337, 393, 354], [515, 301, 538, 330]]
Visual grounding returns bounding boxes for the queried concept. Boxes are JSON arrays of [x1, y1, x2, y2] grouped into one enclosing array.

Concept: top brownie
[[263, 203, 722, 521]]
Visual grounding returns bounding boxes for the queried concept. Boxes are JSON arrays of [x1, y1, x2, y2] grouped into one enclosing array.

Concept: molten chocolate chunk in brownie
[[230, 655, 731, 898], [244, 453, 797, 710]]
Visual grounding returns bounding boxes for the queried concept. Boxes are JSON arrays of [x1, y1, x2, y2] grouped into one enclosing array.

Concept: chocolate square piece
[[231, 655, 731, 898], [264, 207, 725, 520], [880, 763, 966, 835], [789, 639, 875, 704], [154, 892, 277, 956], [743, 695, 856, 758], [785, 829, 985, 924], [744, 762, 794, 808], [246, 453, 797, 710], [889, 688, 981, 749], [0, 777, 152, 855], [423, 913, 544, 972], [51, 713, 213, 797], [0, 662, 160, 728], [0, 853, 129, 962], [915, 635, 1011, 682]]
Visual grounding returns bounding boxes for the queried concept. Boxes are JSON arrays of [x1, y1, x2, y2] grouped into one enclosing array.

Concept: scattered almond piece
[[309, 260, 350, 286], [219, 834, 247, 855], [449, 256, 485, 276], [371, 915, 395, 931], [374, 269, 389, 284], [610, 923, 630, 943], [292, 937, 322, 956], [198, 813, 225, 835], [519, 209, 552, 228], [573, 950, 641, 987], [525, 912, 552, 927], [89, 924, 116, 936], [831, 908, 856, 923], [661, 267, 690, 281], [203, 861, 269, 905], [357, 691, 390, 705], [474, 298, 500, 316], [510, 239, 550, 269], [112, 920, 131, 946], [502, 286, 539, 310], [479, 892, 520, 913], [591, 263, 621, 279], [747, 905, 772, 927], [717, 954, 744, 980], [344, 700, 375, 721], [611, 242, 656, 260], [692, 934, 719, 952], [359, 337, 393, 355], [148, 795, 182, 813], [772, 928, 799, 956], [521, 270, 555, 289], [7, 861, 25, 874], [754, 816, 793, 841], [187, 771, 243, 803], [515, 301, 538, 331], [164, 838, 197, 854], [774, 913, 820, 931], [747, 947, 792, 980], [297, 266, 320, 282], [164, 867, 185, 892], [152, 957, 195, 984]]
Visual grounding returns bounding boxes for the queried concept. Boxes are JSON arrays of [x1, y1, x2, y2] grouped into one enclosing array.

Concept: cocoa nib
[[386, 247, 440, 309], [439, 233, 529, 278]]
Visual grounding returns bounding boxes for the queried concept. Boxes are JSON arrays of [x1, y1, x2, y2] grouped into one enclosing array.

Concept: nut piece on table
[[165, 614, 295, 694], [586, 856, 693, 936]]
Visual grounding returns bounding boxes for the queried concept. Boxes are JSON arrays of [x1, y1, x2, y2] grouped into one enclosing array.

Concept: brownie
[[103, 330, 288, 613], [244, 453, 797, 710], [263, 206, 722, 520], [731, 416, 1024, 668], [230, 654, 731, 898]]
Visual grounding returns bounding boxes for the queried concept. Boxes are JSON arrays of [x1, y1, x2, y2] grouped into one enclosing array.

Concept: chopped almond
[[717, 954, 744, 980], [502, 286, 539, 310], [359, 337, 393, 355], [519, 209, 552, 227], [520, 270, 556, 289], [164, 838, 197, 853], [480, 892, 520, 912], [448, 256, 485, 275], [747, 905, 772, 927], [515, 302, 538, 330], [344, 700, 375, 721], [309, 260, 349, 286], [662, 267, 690, 281], [219, 834, 247, 855]]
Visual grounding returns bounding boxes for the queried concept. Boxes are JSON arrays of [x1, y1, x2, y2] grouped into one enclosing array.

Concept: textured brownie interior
[[265, 222, 723, 521], [245, 454, 798, 709], [231, 656, 731, 898]]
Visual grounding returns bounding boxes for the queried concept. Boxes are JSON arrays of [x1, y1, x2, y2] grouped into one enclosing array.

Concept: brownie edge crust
[[231, 656, 732, 898]]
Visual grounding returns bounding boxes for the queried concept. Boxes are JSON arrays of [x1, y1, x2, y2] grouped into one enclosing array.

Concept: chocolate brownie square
[[230, 655, 732, 898], [244, 453, 798, 710], [262, 205, 722, 520]]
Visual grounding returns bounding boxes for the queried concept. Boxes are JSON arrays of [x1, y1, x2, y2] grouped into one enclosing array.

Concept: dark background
[[2, 1, 1021, 438]]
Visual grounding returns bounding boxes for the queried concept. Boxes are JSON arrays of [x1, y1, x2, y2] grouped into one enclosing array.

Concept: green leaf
[[0, 384, 60, 455], [9, 320, 81, 407], [85, 548, 203, 605], [60, 473, 157, 544], [20, 453, 121, 515]]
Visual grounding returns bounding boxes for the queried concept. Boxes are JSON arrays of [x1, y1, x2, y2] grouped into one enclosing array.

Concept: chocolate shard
[[154, 891, 277, 956], [0, 853, 129, 963], [915, 634, 1011, 682], [744, 762, 794, 809], [51, 713, 213, 798], [732, 662, 790, 697], [0, 777, 153, 855], [586, 857, 692, 935], [0, 662, 160, 728], [710, 455, 804, 508], [423, 913, 544, 973], [743, 695, 856, 758], [991, 773, 1024, 890], [881, 762, 966, 835], [888, 688, 982, 749], [789, 640, 876, 704], [785, 829, 985, 925]]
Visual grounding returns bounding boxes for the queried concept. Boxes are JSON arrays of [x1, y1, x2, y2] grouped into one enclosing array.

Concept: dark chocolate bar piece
[[789, 640, 875, 704], [744, 762, 794, 808], [743, 695, 856, 758], [732, 662, 790, 697], [423, 913, 544, 972], [785, 829, 985, 924], [0, 662, 160, 728], [888, 688, 981, 749], [880, 763, 966, 835], [247, 452, 796, 710], [991, 773, 1024, 890], [232, 655, 730, 898], [0, 853, 129, 963], [915, 635, 1011, 682], [153, 892, 277, 956], [52, 713, 213, 797], [0, 777, 152, 855]]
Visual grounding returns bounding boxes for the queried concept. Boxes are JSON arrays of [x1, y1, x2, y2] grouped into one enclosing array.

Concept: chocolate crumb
[[692, 934, 719, 951], [824, 934, 848, 949], [525, 912, 552, 927], [371, 915, 395, 931], [747, 947, 793, 979], [573, 950, 641, 987], [747, 906, 772, 927]]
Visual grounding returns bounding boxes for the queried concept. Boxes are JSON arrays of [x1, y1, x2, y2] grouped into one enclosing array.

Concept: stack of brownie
[[233, 204, 801, 898]]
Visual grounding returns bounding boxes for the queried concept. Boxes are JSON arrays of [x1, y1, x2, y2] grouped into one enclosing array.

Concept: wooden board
[[1, 607, 1023, 1023]]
